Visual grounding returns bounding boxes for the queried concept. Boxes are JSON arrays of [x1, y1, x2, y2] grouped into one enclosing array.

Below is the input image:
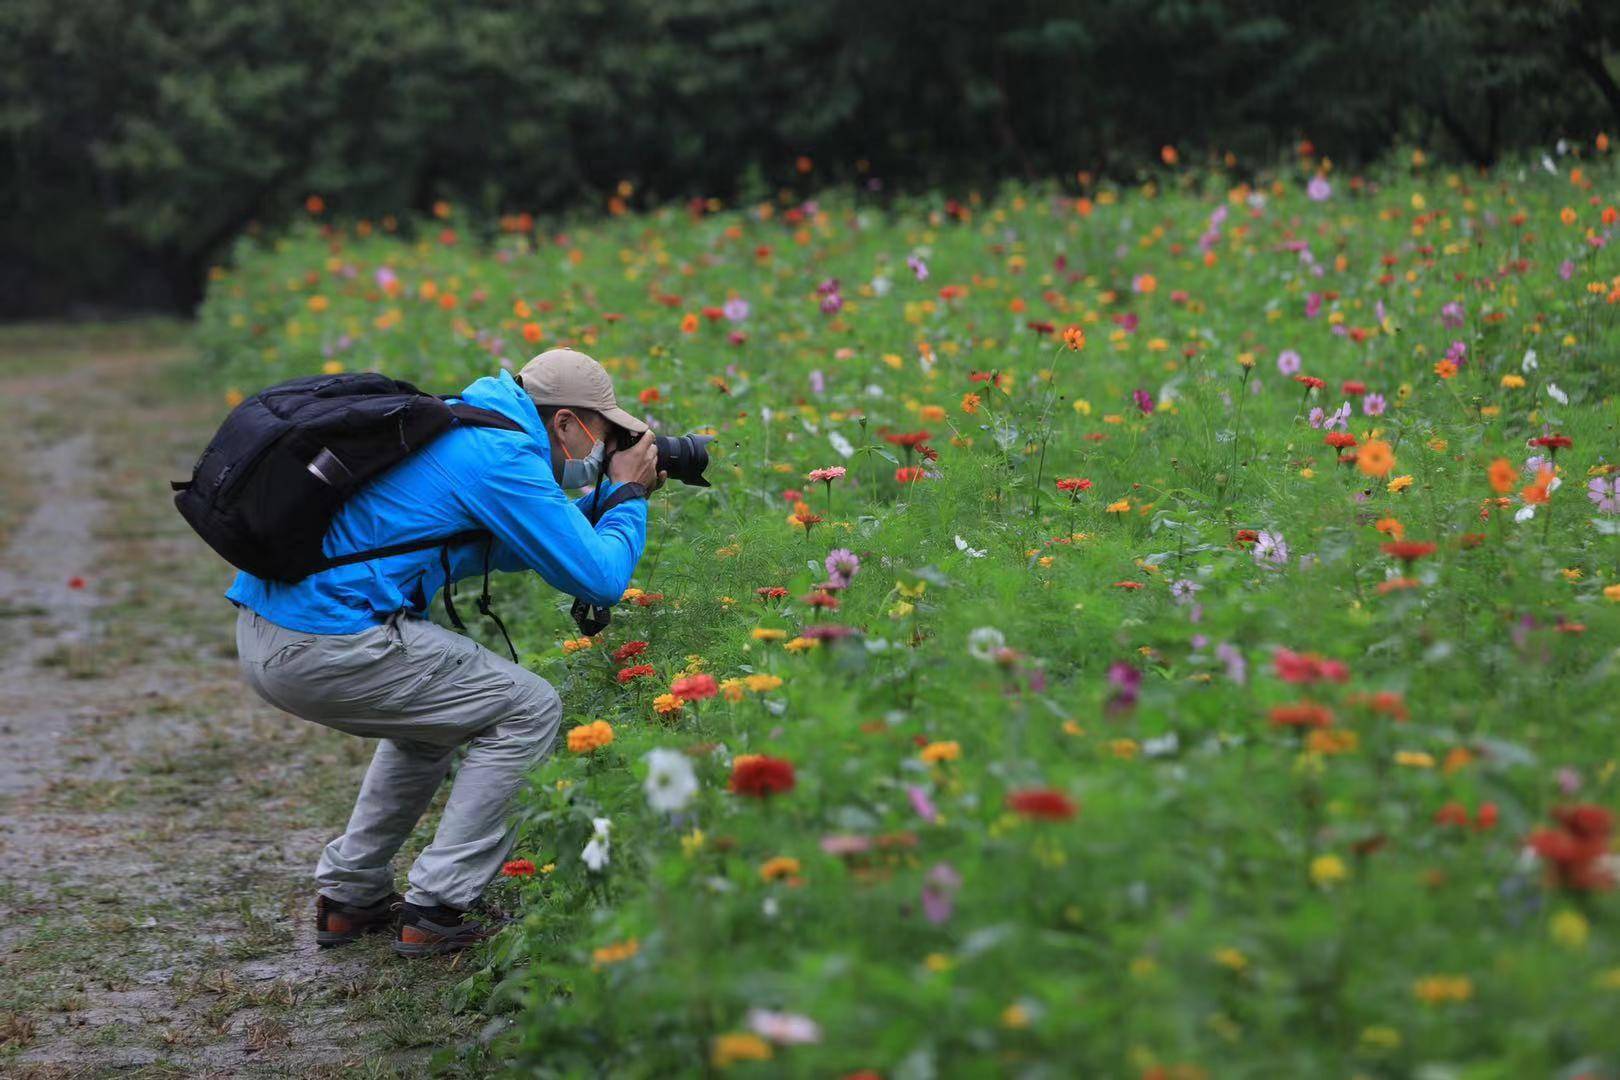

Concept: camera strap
[[439, 537, 518, 662]]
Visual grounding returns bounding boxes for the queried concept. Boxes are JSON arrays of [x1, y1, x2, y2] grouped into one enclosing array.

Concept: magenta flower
[[1133, 388, 1154, 414], [1277, 349, 1302, 375], [906, 784, 938, 822], [723, 297, 750, 322], [1441, 301, 1465, 328], [906, 254, 929, 281], [1253, 530, 1289, 565], [1305, 292, 1323, 319], [1362, 393, 1386, 416], [1307, 175, 1332, 201], [921, 862, 962, 925], [825, 548, 860, 583], [1587, 477, 1619, 513]]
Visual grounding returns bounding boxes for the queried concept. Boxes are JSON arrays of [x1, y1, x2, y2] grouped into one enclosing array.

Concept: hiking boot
[[392, 901, 513, 959], [315, 891, 403, 948]]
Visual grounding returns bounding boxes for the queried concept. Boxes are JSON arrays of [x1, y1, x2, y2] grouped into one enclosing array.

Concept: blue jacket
[[226, 370, 648, 634]]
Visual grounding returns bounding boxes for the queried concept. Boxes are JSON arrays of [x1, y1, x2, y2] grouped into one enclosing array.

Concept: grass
[[192, 148, 1620, 1074]]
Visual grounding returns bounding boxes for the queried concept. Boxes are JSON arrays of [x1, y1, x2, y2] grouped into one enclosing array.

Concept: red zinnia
[[1234, 529, 1260, 546], [617, 664, 655, 684], [1273, 648, 1350, 685], [883, 430, 933, 449], [501, 859, 537, 877], [1381, 540, 1437, 564], [895, 466, 927, 483], [670, 673, 718, 701], [1528, 434, 1573, 450], [1341, 380, 1367, 396], [1293, 375, 1326, 390], [1268, 703, 1334, 728], [729, 755, 796, 797], [1323, 432, 1357, 450], [1006, 789, 1078, 821], [613, 640, 648, 662], [1528, 804, 1614, 891], [756, 586, 789, 600], [1055, 477, 1093, 493], [801, 590, 841, 610]]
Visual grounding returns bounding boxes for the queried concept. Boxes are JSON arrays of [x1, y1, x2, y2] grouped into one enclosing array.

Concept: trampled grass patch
[[198, 151, 1620, 1074]]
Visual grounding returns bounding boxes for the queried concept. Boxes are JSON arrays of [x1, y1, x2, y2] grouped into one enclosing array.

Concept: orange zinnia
[[1487, 457, 1516, 494], [1357, 439, 1395, 478]]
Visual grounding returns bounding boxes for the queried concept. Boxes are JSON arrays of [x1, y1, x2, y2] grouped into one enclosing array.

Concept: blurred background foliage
[[3, 0, 1619, 315]]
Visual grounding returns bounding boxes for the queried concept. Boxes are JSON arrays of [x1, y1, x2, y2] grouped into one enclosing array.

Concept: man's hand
[[609, 430, 660, 490]]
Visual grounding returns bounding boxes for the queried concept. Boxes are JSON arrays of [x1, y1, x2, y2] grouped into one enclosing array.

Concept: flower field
[[197, 147, 1620, 1075]]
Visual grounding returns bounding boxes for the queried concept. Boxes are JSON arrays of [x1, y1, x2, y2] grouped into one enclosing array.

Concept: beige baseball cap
[[517, 348, 648, 435]]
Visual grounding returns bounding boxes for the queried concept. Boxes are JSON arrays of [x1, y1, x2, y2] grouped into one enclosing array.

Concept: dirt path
[[0, 327, 487, 1078]]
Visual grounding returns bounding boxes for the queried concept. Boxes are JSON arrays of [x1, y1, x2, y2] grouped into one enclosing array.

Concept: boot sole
[[391, 937, 479, 959]]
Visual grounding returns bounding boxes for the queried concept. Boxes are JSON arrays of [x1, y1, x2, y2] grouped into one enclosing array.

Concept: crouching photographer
[[183, 347, 708, 956]]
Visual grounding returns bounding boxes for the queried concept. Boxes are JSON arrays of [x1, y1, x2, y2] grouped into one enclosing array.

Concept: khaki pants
[[235, 608, 561, 910]]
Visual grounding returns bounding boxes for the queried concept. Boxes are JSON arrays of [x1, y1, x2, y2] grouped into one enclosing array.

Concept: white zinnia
[[747, 1008, 822, 1045], [643, 748, 698, 813], [581, 816, 612, 871], [967, 626, 1005, 662], [954, 535, 986, 558]]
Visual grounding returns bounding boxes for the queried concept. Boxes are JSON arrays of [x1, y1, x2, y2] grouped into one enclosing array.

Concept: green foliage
[[6, 0, 1620, 313], [193, 152, 1620, 1074]]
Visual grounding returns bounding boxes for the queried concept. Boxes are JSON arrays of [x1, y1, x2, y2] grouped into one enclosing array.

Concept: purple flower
[[1444, 340, 1467, 367], [816, 277, 841, 296], [1587, 477, 1619, 513], [1559, 259, 1576, 281], [1323, 402, 1350, 430], [1133, 388, 1155, 414], [1277, 349, 1301, 375], [375, 266, 398, 290], [808, 369, 825, 395], [1308, 406, 1326, 429], [906, 254, 929, 281], [1170, 579, 1200, 604], [1307, 175, 1332, 202], [921, 862, 961, 925], [1441, 301, 1465, 329], [1216, 642, 1247, 684], [825, 548, 860, 582], [1305, 292, 1323, 319], [1558, 767, 1583, 796], [1108, 661, 1142, 695], [819, 292, 844, 316], [1362, 393, 1386, 417], [723, 297, 750, 322], [906, 785, 938, 823], [1253, 530, 1288, 565]]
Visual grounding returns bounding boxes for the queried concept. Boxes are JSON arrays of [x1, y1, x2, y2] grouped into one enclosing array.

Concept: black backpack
[[173, 372, 524, 653]]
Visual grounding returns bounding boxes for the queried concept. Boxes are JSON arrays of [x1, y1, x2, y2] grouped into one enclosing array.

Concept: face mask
[[556, 415, 607, 488]]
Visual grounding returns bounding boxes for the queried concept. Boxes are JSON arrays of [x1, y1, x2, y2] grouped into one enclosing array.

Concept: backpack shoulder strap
[[316, 528, 491, 572], [445, 402, 525, 432]]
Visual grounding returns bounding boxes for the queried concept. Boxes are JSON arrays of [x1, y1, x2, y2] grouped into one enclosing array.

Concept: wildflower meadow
[[196, 144, 1620, 1075]]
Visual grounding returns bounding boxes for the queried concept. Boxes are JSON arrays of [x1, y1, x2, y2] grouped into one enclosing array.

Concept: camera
[[617, 429, 714, 487]]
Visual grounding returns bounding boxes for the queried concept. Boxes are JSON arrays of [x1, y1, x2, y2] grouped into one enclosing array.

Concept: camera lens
[[655, 433, 713, 487]]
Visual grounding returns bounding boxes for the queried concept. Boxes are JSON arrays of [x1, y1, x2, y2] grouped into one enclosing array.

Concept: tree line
[[3, 0, 1618, 316]]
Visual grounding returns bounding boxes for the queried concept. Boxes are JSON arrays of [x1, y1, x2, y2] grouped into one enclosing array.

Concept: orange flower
[[1375, 517, 1405, 541], [1487, 457, 1516, 494], [1063, 325, 1086, 351], [1357, 439, 1395, 478], [1522, 468, 1554, 505], [961, 392, 982, 414], [1433, 359, 1457, 379], [566, 720, 615, 753], [522, 321, 543, 343], [680, 312, 700, 334]]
